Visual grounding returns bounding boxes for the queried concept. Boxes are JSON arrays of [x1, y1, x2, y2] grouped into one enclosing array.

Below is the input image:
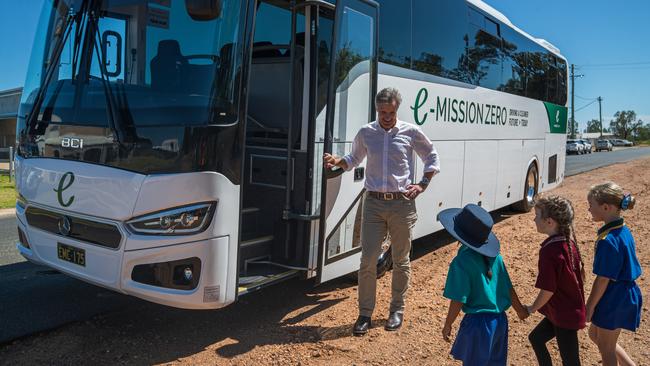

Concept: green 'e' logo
[[54, 172, 75, 207]]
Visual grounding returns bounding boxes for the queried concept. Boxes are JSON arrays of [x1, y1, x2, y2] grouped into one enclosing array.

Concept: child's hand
[[525, 305, 535, 316], [586, 306, 594, 323], [515, 306, 529, 321], [442, 323, 452, 342]]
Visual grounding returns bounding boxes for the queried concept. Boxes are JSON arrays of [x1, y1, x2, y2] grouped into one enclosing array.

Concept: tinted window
[[465, 7, 502, 89], [377, 0, 411, 68], [546, 55, 559, 104], [253, 2, 305, 49], [411, 0, 468, 80], [525, 44, 548, 101], [500, 26, 527, 96], [557, 58, 568, 105]]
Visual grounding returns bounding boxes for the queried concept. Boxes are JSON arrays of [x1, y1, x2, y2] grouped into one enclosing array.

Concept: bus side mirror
[[102, 30, 122, 77], [186, 0, 222, 21]]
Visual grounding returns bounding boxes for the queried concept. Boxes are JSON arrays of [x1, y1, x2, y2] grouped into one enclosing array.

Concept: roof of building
[[580, 132, 615, 139], [0, 87, 22, 119]]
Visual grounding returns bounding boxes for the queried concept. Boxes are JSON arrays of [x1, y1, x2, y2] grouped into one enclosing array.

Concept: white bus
[[15, 0, 567, 309]]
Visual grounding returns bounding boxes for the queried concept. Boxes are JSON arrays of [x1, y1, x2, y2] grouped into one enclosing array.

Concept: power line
[[578, 61, 650, 68], [575, 94, 596, 101], [579, 66, 650, 71], [574, 99, 598, 112]]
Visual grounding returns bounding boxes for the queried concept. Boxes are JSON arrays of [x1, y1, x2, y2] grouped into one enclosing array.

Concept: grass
[[0, 176, 16, 209], [634, 140, 650, 146]]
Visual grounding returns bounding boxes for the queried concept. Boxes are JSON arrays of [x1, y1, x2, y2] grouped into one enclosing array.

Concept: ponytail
[[589, 182, 636, 211], [535, 195, 584, 280]]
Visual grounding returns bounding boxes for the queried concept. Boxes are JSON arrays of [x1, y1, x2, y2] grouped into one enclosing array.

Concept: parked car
[[578, 139, 592, 153], [595, 139, 613, 152], [566, 139, 582, 154], [610, 139, 633, 147], [620, 139, 633, 146]]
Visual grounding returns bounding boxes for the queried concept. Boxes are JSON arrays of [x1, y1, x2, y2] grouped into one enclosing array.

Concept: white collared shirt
[[342, 120, 440, 192]]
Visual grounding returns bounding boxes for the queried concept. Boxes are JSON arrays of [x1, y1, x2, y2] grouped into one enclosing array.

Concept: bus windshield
[[20, 0, 243, 129]]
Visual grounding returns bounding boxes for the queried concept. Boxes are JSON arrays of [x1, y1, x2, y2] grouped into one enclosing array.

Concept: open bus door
[[316, 0, 378, 284]]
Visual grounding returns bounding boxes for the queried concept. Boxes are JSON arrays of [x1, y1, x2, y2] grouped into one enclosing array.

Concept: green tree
[[585, 119, 602, 133], [633, 122, 650, 140], [567, 118, 579, 136], [609, 111, 643, 140]]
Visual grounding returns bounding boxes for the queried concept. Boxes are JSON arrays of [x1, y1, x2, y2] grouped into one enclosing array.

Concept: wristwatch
[[418, 176, 430, 188]]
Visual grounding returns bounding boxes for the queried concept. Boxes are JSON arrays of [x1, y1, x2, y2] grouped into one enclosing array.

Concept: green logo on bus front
[[54, 172, 75, 207]]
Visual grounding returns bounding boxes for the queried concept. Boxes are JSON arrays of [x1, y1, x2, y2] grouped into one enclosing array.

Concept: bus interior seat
[[150, 40, 188, 92], [246, 43, 304, 146]]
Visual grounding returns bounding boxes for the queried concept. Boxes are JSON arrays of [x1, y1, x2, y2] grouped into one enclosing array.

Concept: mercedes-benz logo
[[58, 216, 72, 236]]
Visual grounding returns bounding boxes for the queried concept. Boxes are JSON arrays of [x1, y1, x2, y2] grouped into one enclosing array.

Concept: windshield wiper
[[26, 7, 79, 133], [88, 6, 123, 144]]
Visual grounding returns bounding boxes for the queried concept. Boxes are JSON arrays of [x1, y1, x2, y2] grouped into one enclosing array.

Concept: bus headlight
[[126, 202, 216, 235]]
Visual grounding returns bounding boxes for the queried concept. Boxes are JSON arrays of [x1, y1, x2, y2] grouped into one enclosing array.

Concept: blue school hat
[[437, 204, 500, 257]]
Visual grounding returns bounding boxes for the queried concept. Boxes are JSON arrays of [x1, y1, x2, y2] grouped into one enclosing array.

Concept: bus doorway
[[238, 0, 334, 291]]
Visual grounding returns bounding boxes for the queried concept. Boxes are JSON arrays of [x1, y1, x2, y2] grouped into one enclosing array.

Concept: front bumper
[[16, 204, 234, 310]]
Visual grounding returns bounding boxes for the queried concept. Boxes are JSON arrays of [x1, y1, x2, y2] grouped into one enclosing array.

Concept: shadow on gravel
[[1, 207, 530, 365]]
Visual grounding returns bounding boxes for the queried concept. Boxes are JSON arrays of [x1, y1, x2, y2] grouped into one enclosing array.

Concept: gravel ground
[[1, 158, 649, 366]]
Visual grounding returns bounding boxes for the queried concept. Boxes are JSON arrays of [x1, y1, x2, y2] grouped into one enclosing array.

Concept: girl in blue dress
[[439, 204, 528, 365], [586, 182, 642, 366]]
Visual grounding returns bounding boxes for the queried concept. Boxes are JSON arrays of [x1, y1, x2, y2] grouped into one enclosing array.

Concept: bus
[[15, 0, 568, 309]]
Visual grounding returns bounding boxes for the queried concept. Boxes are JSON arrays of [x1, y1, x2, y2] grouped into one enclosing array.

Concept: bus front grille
[[25, 207, 122, 249]]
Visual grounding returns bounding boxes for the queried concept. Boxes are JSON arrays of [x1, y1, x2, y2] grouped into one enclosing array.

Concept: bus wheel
[[376, 237, 393, 278], [512, 163, 538, 212], [347, 236, 393, 281]]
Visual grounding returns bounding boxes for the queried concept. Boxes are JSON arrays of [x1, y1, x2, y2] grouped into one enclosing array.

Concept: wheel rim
[[525, 168, 537, 205], [377, 236, 391, 264]]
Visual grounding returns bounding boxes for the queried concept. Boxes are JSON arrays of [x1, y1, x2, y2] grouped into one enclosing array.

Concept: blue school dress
[[592, 218, 643, 331], [444, 245, 513, 366]]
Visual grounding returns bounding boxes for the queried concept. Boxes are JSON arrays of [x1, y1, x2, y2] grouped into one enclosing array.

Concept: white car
[[578, 139, 592, 153], [595, 139, 613, 152], [566, 139, 582, 154]]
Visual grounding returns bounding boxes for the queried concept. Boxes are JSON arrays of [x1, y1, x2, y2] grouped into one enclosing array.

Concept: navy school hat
[[437, 204, 500, 257]]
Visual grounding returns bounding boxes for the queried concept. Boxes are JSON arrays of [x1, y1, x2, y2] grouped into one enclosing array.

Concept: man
[[323, 87, 440, 335]]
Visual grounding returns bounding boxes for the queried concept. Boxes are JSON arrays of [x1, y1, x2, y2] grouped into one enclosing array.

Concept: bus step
[[240, 235, 274, 269], [238, 269, 299, 296], [241, 207, 261, 241], [241, 207, 260, 214]]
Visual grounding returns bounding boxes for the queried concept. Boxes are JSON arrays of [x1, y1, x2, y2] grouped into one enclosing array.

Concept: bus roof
[[467, 0, 566, 61]]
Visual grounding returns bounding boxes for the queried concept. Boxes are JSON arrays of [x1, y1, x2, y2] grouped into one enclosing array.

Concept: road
[[1, 147, 649, 344], [0, 212, 142, 343], [565, 146, 650, 176]]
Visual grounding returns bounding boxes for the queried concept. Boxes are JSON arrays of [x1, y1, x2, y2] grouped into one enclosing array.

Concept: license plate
[[57, 243, 86, 267]]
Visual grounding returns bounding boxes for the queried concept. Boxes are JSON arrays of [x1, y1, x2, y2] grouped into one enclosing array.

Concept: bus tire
[[376, 245, 393, 278], [347, 241, 393, 281], [512, 163, 538, 212]]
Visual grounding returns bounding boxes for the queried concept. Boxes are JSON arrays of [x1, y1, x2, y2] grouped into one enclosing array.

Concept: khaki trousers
[[358, 193, 417, 317]]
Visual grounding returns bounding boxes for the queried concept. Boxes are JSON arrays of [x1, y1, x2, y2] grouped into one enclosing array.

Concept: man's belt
[[367, 191, 406, 201]]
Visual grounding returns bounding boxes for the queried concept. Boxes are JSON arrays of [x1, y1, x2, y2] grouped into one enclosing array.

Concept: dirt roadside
[[1, 158, 649, 366]]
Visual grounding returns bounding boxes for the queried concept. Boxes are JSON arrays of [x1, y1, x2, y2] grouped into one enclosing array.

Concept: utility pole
[[571, 64, 575, 138], [598, 96, 603, 137], [570, 64, 584, 138]]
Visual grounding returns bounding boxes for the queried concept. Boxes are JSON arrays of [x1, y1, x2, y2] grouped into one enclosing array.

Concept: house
[[579, 132, 615, 144], [0, 87, 21, 149]]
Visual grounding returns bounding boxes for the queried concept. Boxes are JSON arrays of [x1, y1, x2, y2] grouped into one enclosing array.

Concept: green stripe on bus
[[544, 102, 568, 134]]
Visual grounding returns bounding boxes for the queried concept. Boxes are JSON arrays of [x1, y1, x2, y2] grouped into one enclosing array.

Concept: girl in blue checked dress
[[438, 204, 528, 366], [586, 182, 642, 366]]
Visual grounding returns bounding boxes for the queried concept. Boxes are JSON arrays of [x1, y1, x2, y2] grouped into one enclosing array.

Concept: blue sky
[[1, 0, 648, 130]]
